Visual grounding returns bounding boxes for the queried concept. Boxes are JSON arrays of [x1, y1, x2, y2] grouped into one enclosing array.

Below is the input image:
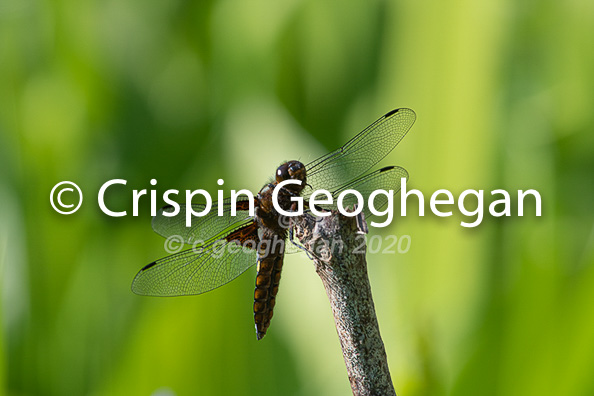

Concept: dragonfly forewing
[[303, 108, 415, 198]]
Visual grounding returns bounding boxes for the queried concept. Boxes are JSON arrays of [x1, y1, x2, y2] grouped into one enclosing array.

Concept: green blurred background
[[1, 0, 594, 395]]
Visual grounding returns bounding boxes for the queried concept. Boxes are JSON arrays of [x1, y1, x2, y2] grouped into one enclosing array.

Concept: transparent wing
[[152, 197, 254, 245], [309, 166, 409, 219], [132, 237, 258, 297], [303, 108, 415, 198]]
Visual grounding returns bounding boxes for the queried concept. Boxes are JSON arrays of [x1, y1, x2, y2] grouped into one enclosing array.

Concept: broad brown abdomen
[[253, 252, 283, 340]]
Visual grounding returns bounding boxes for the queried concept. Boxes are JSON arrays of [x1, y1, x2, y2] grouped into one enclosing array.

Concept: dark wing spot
[[379, 166, 396, 172], [140, 261, 157, 271], [385, 109, 399, 117], [162, 204, 176, 213]]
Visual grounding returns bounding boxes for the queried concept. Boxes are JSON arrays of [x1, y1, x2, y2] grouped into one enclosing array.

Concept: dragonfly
[[132, 108, 416, 340]]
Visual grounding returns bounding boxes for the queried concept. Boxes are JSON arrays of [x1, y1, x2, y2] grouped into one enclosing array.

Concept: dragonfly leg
[[288, 227, 314, 260]]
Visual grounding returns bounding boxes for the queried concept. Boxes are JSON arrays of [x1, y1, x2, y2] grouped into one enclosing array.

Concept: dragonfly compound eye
[[287, 161, 306, 183], [276, 163, 291, 182], [288, 161, 303, 174]]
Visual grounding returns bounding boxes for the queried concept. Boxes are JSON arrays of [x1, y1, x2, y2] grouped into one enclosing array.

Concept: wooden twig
[[293, 211, 396, 396]]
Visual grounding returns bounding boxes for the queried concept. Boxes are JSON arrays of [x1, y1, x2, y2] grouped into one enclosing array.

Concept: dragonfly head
[[276, 160, 306, 192]]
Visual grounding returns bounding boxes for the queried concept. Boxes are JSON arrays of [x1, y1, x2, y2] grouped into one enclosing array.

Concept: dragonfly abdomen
[[253, 252, 283, 340]]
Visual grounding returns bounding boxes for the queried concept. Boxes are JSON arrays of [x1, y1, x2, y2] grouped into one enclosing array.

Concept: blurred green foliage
[[1, 0, 594, 395]]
